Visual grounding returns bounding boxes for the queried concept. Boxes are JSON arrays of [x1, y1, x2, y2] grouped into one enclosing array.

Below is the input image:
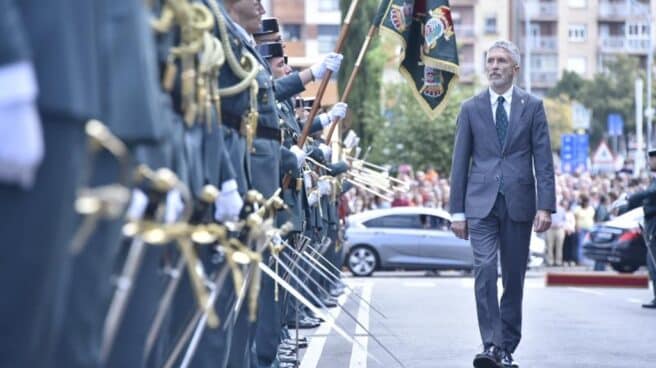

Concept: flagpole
[[282, 0, 362, 189], [298, 0, 361, 148], [326, 24, 378, 144]]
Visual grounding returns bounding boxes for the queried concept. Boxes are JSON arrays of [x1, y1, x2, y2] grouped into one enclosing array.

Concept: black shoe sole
[[473, 356, 501, 368]]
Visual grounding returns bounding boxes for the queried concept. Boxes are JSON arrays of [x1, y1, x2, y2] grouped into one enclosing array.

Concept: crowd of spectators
[[342, 164, 652, 267]]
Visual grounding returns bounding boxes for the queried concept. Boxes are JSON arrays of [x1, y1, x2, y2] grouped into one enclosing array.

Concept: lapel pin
[[521, 99, 525, 104]]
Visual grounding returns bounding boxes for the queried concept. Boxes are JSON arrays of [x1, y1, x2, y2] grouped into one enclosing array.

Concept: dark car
[[583, 207, 647, 273]]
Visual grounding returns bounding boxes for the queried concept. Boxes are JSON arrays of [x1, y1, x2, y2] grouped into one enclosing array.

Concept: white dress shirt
[[451, 85, 515, 222], [489, 85, 513, 124]]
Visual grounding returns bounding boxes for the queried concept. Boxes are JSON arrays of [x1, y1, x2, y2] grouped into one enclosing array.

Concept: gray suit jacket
[[449, 87, 556, 222]]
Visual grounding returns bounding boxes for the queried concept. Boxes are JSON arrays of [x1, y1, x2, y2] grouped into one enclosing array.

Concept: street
[[295, 271, 656, 368]]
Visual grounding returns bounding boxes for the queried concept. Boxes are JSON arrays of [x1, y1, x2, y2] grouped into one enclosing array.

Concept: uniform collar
[[233, 22, 255, 47]]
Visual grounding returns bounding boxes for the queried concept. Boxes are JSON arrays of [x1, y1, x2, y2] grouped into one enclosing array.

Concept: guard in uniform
[[0, 2, 102, 366], [621, 148, 656, 309]]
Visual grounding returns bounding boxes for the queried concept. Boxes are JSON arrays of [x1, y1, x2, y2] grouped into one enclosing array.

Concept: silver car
[[344, 207, 546, 276]]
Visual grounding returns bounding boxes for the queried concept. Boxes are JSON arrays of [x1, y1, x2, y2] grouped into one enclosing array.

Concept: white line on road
[[402, 281, 436, 288], [627, 298, 642, 304], [299, 290, 350, 368], [349, 284, 373, 368], [567, 287, 605, 296]]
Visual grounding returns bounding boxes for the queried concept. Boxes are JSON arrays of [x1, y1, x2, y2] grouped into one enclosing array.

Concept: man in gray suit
[[449, 40, 555, 368]]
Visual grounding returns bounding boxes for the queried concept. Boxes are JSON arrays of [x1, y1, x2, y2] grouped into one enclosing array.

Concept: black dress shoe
[[473, 346, 501, 368], [642, 299, 656, 309], [500, 349, 518, 367]]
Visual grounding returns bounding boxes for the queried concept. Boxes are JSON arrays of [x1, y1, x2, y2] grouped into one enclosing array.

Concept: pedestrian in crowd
[[546, 199, 567, 266], [574, 194, 597, 268]]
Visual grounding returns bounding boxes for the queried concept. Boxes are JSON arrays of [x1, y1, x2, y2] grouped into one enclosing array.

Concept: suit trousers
[[0, 119, 86, 368], [468, 194, 532, 353]]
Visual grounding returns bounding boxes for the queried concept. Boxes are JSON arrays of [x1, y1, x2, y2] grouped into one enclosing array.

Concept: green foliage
[[546, 70, 585, 100], [543, 95, 573, 151], [547, 55, 656, 147], [338, 0, 385, 146], [366, 83, 473, 175]]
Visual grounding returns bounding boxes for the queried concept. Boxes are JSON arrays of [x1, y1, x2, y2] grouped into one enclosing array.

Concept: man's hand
[[533, 210, 552, 233], [452, 220, 468, 240], [310, 52, 343, 80]]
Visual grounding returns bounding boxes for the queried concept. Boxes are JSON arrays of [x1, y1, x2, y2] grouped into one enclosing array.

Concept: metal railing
[[599, 36, 650, 53]]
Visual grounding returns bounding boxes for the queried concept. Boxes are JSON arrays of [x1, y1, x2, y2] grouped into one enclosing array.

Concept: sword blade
[[99, 237, 147, 364], [258, 262, 383, 366]]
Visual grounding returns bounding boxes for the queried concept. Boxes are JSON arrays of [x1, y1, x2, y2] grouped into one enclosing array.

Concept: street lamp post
[[523, 0, 532, 94], [646, 2, 653, 151]]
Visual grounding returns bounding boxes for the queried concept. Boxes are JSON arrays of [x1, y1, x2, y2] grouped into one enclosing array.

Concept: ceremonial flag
[[377, 0, 459, 118]]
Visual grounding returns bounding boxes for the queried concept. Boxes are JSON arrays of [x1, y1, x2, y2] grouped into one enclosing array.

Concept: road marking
[[567, 287, 605, 296], [627, 298, 642, 304], [460, 278, 545, 289], [349, 284, 373, 368], [402, 281, 436, 288], [299, 290, 350, 368]]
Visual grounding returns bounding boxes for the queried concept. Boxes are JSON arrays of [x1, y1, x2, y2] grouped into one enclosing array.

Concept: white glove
[[126, 189, 149, 220], [318, 143, 332, 162], [290, 145, 306, 168], [318, 178, 332, 196], [307, 190, 320, 206], [0, 62, 44, 189], [164, 189, 184, 224], [214, 179, 243, 222], [328, 102, 347, 122], [310, 52, 343, 80]]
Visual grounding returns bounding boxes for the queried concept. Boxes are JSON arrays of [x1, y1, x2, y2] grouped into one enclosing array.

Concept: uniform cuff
[[0, 61, 37, 104], [221, 179, 238, 193], [451, 213, 465, 222]]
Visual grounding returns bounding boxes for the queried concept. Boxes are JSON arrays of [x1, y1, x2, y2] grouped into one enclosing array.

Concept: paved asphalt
[[292, 270, 656, 368]]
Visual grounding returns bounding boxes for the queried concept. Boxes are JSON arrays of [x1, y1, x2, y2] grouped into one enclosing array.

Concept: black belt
[[222, 111, 281, 142], [256, 125, 281, 142], [222, 111, 243, 133]]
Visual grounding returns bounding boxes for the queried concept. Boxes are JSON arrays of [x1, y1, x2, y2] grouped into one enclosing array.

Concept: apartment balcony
[[599, 36, 650, 54], [521, 36, 558, 53], [522, 1, 558, 21], [456, 24, 475, 43], [530, 70, 558, 87], [598, 0, 650, 20]]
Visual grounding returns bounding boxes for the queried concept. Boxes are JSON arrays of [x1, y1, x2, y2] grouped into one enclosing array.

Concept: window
[[568, 0, 586, 8], [484, 16, 497, 35], [568, 24, 587, 42], [364, 215, 423, 229], [419, 215, 451, 231], [567, 57, 587, 74], [317, 25, 339, 53], [318, 0, 339, 11], [282, 24, 301, 41]]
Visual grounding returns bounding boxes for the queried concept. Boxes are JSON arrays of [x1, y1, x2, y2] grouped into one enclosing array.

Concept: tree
[[338, 0, 385, 147], [543, 95, 573, 151], [547, 55, 656, 148], [366, 83, 473, 175], [546, 70, 585, 100]]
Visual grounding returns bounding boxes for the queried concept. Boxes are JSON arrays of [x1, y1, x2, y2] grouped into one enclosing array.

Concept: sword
[[161, 262, 232, 368], [277, 251, 406, 368], [258, 261, 384, 366], [282, 239, 387, 319], [99, 167, 179, 364]]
